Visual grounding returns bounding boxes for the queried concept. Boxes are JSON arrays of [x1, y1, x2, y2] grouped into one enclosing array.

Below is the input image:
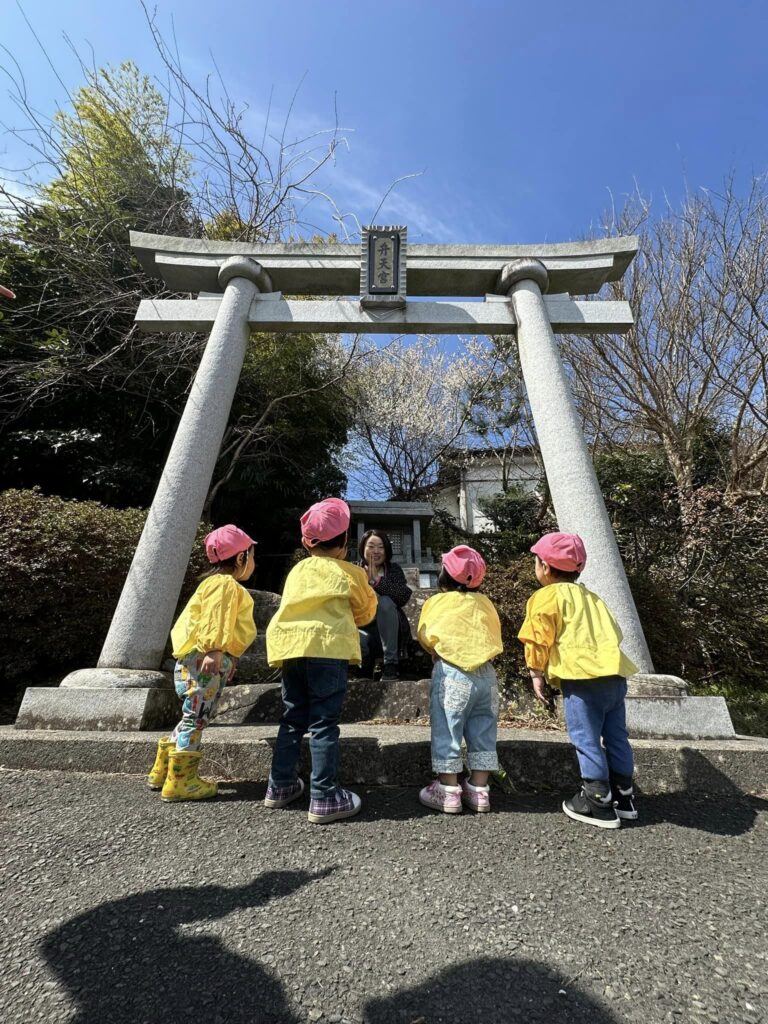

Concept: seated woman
[[358, 530, 413, 680]]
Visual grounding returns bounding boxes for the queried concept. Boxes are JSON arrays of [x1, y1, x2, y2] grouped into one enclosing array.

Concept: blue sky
[[3, 0, 768, 245]]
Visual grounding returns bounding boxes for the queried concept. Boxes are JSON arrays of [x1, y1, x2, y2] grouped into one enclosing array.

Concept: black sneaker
[[612, 784, 638, 821], [356, 658, 374, 680], [380, 664, 400, 681], [563, 782, 620, 829]]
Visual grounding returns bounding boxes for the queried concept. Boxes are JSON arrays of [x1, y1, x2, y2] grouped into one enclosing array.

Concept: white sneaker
[[419, 780, 462, 814], [461, 779, 491, 813]]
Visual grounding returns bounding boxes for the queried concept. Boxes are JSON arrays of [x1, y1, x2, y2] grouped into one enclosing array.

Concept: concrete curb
[[2, 725, 767, 796]]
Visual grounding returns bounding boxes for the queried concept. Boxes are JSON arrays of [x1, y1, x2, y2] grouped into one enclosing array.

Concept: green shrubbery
[[0, 489, 208, 702]]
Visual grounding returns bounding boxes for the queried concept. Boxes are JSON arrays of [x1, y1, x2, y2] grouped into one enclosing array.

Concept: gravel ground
[[1, 768, 767, 1024]]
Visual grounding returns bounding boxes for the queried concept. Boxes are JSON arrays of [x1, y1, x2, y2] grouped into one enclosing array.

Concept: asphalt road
[[2, 768, 766, 1024]]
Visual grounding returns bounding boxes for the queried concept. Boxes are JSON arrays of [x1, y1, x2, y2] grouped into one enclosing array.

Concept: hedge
[[0, 489, 208, 694]]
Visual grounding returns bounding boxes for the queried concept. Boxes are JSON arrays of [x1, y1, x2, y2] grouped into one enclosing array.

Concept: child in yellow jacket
[[147, 524, 257, 802], [518, 532, 638, 829], [264, 498, 377, 824], [417, 546, 503, 815]]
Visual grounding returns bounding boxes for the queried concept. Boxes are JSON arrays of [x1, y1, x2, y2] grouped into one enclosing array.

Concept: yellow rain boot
[[147, 737, 175, 790], [161, 749, 218, 802]]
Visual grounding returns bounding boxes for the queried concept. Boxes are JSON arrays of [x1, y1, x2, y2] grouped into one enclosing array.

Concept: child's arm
[[417, 633, 438, 661], [416, 597, 439, 660], [196, 578, 244, 675], [349, 568, 378, 627], [517, 590, 560, 705]]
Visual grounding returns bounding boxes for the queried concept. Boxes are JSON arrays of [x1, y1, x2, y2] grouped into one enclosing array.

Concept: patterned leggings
[[169, 651, 233, 752]]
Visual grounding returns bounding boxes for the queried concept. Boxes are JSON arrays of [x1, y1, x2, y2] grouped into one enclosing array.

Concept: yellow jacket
[[171, 574, 256, 659], [266, 556, 377, 667], [417, 591, 503, 673], [518, 582, 637, 687]]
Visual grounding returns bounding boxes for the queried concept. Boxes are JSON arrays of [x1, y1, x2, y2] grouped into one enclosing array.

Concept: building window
[[389, 530, 403, 555]]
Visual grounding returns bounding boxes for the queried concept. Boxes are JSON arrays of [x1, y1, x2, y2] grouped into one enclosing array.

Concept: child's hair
[[438, 567, 478, 593], [200, 545, 253, 579], [536, 555, 580, 584], [313, 529, 348, 551], [546, 564, 580, 583]]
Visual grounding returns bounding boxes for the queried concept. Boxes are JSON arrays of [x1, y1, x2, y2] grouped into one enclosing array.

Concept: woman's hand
[[227, 657, 238, 683], [199, 649, 223, 677]]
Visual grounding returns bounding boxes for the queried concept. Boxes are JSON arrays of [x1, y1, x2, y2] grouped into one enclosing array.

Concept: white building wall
[[435, 455, 540, 534], [433, 485, 462, 526]]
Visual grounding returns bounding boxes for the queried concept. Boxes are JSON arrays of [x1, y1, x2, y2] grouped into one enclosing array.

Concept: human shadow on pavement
[[363, 956, 619, 1024], [41, 869, 333, 1024], [637, 747, 768, 837]]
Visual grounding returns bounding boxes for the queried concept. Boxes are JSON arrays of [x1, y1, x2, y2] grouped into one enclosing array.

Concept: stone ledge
[[2, 725, 766, 796], [14, 677, 738, 740]]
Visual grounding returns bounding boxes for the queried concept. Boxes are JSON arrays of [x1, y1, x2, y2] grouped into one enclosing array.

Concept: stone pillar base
[[624, 673, 735, 738], [14, 685, 179, 732], [626, 695, 735, 740], [61, 667, 171, 689], [627, 673, 688, 697]]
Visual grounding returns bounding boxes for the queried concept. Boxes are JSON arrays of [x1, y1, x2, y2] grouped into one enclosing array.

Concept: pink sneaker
[[419, 780, 462, 814], [461, 779, 491, 813]]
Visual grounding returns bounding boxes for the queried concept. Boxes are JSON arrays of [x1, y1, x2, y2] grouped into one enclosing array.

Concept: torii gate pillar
[[498, 258, 653, 672]]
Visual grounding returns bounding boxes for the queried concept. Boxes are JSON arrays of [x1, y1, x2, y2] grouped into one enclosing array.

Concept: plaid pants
[[169, 652, 233, 752]]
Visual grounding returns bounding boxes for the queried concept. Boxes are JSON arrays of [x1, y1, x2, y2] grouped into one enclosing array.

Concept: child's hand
[[199, 649, 223, 677], [531, 674, 551, 706]]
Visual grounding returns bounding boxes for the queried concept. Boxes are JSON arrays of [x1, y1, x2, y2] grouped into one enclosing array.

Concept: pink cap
[[204, 524, 256, 563], [531, 532, 587, 573], [441, 545, 487, 588], [300, 497, 350, 546]]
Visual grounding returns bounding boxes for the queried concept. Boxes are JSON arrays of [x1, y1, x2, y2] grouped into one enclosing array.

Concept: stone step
[[202, 679, 738, 741], [215, 678, 433, 725], [15, 673, 737, 739], [2, 725, 766, 796]]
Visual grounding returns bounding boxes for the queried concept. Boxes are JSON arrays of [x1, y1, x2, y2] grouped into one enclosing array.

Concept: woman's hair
[[438, 567, 477, 593], [314, 529, 348, 551], [360, 529, 393, 567]]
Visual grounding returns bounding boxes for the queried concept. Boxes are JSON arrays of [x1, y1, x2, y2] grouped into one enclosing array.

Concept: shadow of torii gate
[[21, 228, 734, 734]]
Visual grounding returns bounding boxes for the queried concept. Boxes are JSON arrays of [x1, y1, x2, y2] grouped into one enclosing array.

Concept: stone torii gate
[[18, 227, 734, 737]]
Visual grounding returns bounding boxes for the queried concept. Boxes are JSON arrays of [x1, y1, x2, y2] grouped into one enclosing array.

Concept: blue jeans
[[359, 594, 400, 666], [430, 659, 499, 774], [561, 676, 634, 782], [269, 657, 348, 798]]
